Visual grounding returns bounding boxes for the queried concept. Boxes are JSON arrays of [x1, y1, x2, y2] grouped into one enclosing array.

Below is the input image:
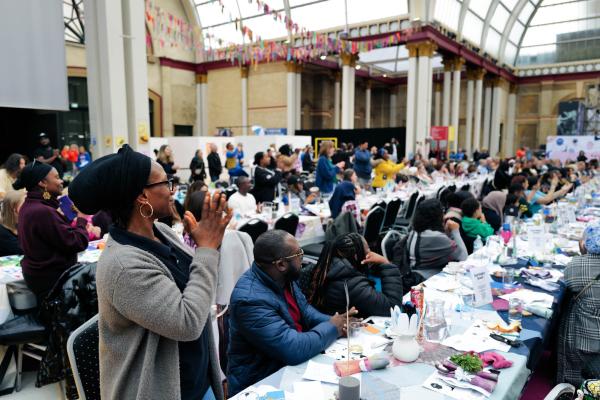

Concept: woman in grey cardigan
[[70, 145, 231, 400]]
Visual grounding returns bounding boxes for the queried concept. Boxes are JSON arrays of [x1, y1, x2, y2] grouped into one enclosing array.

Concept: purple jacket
[[18, 190, 89, 281]]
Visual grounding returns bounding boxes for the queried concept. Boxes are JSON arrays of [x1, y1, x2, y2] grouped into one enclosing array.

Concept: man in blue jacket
[[354, 140, 372, 189], [227, 230, 355, 396]]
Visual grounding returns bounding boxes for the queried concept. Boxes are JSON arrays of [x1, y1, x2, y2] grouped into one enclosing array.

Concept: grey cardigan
[[97, 222, 224, 400]]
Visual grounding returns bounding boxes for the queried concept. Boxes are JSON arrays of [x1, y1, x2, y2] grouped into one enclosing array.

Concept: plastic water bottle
[[473, 235, 483, 252]]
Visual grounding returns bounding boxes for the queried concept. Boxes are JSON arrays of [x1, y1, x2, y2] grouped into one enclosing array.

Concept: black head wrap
[[254, 151, 265, 166], [69, 145, 152, 216], [13, 161, 52, 191], [279, 144, 292, 157]]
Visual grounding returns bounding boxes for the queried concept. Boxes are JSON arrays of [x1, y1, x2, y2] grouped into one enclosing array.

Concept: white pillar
[[341, 53, 357, 129], [483, 82, 492, 151], [122, 0, 150, 154], [201, 80, 208, 135], [415, 41, 436, 157], [365, 81, 372, 128], [241, 67, 248, 136], [286, 62, 296, 134], [505, 86, 517, 156], [405, 43, 418, 158], [195, 73, 208, 135], [334, 72, 341, 129], [490, 79, 503, 157], [473, 70, 485, 153], [390, 89, 398, 127], [442, 58, 453, 126], [425, 57, 433, 152], [465, 76, 475, 158], [434, 82, 442, 126], [83, 0, 130, 157], [296, 66, 302, 130], [451, 58, 464, 152]]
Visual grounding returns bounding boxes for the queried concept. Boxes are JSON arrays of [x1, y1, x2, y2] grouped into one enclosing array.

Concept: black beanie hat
[[13, 161, 52, 191], [69, 145, 152, 215]]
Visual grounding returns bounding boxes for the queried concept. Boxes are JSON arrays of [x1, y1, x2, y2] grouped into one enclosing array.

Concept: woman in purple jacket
[[13, 162, 89, 301]]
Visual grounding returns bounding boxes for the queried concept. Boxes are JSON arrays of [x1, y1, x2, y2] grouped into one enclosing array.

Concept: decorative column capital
[[195, 72, 208, 84], [484, 78, 494, 88], [474, 67, 487, 80], [333, 70, 342, 82], [509, 84, 518, 94], [366, 79, 373, 90], [285, 61, 297, 73], [340, 51, 359, 67], [296, 63, 304, 74], [453, 57, 465, 71], [434, 81, 442, 91], [442, 56, 455, 72], [390, 85, 399, 95], [240, 66, 249, 78], [490, 76, 505, 86], [406, 42, 419, 58], [416, 40, 437, 57]]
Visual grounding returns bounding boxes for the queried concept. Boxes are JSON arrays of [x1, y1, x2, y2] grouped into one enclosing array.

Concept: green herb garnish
[[450, 353, 483, 373]]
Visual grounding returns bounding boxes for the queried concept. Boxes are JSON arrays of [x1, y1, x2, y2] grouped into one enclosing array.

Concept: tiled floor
[[3, 372, 64, 400]]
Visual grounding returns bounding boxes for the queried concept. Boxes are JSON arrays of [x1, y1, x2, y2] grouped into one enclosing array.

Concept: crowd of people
[[0, 136, 600, 399]]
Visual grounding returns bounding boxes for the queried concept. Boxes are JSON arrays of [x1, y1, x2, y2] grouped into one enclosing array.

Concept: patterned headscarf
[[584, 220, 600, 255]]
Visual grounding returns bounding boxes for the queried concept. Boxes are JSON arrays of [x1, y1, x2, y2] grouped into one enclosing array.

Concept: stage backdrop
[[546, 135, 600, 162], [296, 127, 406, 156]]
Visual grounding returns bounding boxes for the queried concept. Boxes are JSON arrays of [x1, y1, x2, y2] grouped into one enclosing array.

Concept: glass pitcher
[[423, 299, 448, 343]]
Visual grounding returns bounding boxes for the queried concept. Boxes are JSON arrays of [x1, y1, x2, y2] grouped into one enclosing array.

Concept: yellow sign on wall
[[104, 137, 112, 147], [138, 122, 149, 144], [314, 137, 338, 159], [116, 136, 126, 147]]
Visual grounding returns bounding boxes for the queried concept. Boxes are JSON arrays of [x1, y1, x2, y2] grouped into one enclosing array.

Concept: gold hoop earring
[[139, 202, 154, 219], [42, 188, 51, 200]]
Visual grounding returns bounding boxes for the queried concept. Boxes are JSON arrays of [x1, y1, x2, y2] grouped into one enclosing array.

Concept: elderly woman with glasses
[[70, 145, 231, 400]]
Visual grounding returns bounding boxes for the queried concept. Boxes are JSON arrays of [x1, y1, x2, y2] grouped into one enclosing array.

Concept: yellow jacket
[[372, 160, 404, 188]]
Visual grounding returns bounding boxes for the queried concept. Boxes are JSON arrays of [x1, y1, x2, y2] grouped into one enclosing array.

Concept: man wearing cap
[[33, 133, 64, 177]]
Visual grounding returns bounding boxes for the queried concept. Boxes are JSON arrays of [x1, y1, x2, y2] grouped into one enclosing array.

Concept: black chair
[[363, 206, 385, 248], [394, 192, 420, 231], [224, 187, 237, 200], [370, 200, 387, 211], [238, 219, 268, 243], [381, 198, 403, 232], [214, 181, 229, 189], [274, 213, 300, 236], [67, 314, 99, 400], [381, 230, 402, 261], [460, 225, 476, 254]]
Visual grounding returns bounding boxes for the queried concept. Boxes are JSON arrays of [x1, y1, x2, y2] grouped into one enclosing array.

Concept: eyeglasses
[[275, 249, 304, 263], [145, 178, 174, 192]]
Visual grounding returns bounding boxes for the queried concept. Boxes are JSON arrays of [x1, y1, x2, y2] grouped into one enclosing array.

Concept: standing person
[[557, 221, 600, 386], [76, 146, 92, 170], [14, 162, 89, 300], [316, 141, 344, 195], [0, 190, 26, 256], [225, 143, 248, 180], [228, 176, 257, 216], [34, 133, 64, 177], [388, 138, 400, 163], [251, 152, 282, 203], [189, 150, 207, 183], [354, 140, 373, 188], [0, 153, 26, 200], [207, 144, 223, 183], [372, 148, 404, 189], [301, 146, 314, 173], [577, 150, 588, 163], [157, 144, 180, 177], [69, 145, 230, 400], [227, 230, 356, 396]]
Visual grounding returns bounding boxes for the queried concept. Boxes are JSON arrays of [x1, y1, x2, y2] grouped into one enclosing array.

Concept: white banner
[[546, 135, 600, 163]]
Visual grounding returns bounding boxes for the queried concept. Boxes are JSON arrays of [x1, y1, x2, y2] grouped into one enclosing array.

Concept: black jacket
[[207, 152, 222, 178], [189, 156, 207, 182], [252, 166, 282, 203], [313, 257, 403, 318], [0, 224, 22, 256]]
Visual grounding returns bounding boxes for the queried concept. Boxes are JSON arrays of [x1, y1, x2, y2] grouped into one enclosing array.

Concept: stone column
[[441, 56, 453, 126], [241, 66, 249, 135], [505, 84, 517, 157], [286, 61, 296, 134], [482, 79, 492, 151], [434, 82, 442, 126], [195, 73, 208, 135], [415, 41, 437, 156], [341, 52, 358, 129], [451, 57, 464, 152], [390, 86, 398, 127], [473, 68, 486, 154], [295, 64, 302, 130], [405, 42, 418, 158], [84, 0, 131, 156], [365, 80, 372, 128], [464, 68, 476, 158], [333, 71, 341, 129], [539, 81, 554, 147], [490, 77, 504, 156]]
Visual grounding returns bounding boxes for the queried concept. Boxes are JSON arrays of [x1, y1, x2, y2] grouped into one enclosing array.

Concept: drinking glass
[[503, 268, 515, 286], [508, 298, 523, 323], [459, 291, 475, 321], [262, 202, 273, 218], [348, 321, 363, 355]]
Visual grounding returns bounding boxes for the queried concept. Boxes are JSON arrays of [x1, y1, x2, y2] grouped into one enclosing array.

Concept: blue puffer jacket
[[227, 263, 338, 396]]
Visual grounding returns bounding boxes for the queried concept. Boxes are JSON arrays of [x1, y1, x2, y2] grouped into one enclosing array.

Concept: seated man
[[228, 176, 257, 216], [227, 230, 354, 396]]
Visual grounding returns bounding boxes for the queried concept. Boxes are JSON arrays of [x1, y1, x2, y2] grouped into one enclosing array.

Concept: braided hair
[[306, 233, 367, 307]]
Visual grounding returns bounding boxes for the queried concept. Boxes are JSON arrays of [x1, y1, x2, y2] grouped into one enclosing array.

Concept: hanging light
[[355, 64, 361, 70], [383, 74, 387, 78], [320, 55, 327, 60]]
